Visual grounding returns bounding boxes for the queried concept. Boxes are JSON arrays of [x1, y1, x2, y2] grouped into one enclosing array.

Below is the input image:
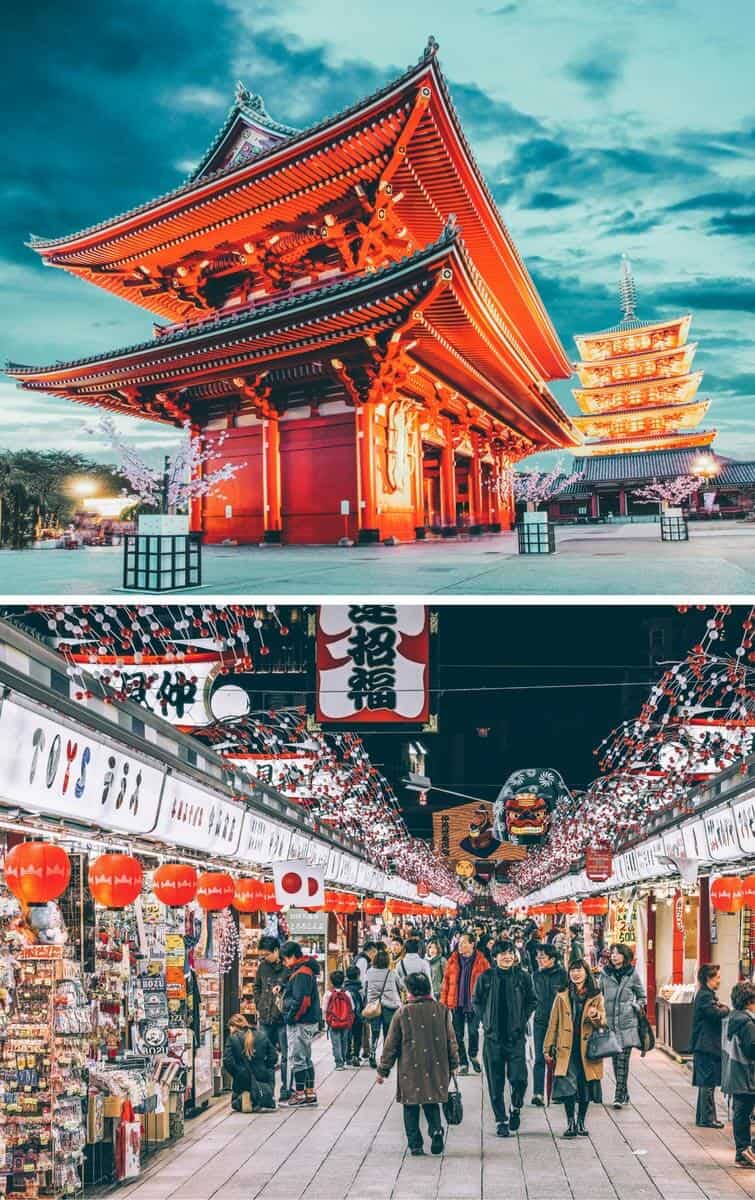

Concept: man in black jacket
[[281, 941, 323, 1107], [253, 936, 291, 1102], [473, 939, 536, 1138], [531, 944, 568, 1106]]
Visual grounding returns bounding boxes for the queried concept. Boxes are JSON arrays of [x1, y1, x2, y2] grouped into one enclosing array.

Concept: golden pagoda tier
[[572, 259, 715, 457]]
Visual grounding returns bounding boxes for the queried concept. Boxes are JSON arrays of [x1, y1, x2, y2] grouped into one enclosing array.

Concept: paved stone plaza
[[2, 523, 754, 596], [111, 1034, 755, 1200]]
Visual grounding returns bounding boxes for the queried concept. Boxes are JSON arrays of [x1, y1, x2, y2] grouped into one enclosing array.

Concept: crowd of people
[[219, 915, 755, 1169]]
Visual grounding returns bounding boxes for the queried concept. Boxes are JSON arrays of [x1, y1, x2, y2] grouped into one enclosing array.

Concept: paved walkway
[[113, 1035, 755, 1200], [3, 522, 755, 596]]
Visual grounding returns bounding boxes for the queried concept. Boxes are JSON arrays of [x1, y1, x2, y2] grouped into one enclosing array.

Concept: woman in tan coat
[[544, 958, 606, 1138]]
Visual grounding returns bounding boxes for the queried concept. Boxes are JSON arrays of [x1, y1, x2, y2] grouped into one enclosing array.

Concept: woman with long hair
[[544, 958, 606, 1138], [600, 942, 647, 1108], [365, 948, 403, 1068], [223, 1014, 277, 1112], [692, 963, 729, 1127]]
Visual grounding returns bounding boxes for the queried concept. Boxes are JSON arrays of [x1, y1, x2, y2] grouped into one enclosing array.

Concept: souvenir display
[[237, 921, 264, 1023]]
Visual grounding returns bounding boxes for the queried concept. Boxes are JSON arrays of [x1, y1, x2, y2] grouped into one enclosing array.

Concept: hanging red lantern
[[153, 864, 197, 907], [710, 876, 744, 913], [260, 881, 282, 913], [89, 854, 143, 909], [233, 878, 263, 913], [581, 896, 609, 917], [4, 842, 71, 905], [742, 875, 755, 909], [196, 871, 235, 911], [363, 897, 384, 916], [556, 900, 579, 915]]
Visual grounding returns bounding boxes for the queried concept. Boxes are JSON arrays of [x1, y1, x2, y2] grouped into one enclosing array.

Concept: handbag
[[442, 1075, 463, 1126], [362, 971, 390, 1021], [586, 1025, 622, 1061], [636, 1007, 655, 1056]]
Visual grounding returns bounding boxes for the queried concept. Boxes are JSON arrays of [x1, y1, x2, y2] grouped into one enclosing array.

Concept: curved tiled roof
[[570, 448, 732, 482]]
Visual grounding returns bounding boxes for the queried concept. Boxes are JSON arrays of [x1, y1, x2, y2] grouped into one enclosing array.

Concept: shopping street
[[113, 1035, 755, 1200], [2, 522, 755, 595]]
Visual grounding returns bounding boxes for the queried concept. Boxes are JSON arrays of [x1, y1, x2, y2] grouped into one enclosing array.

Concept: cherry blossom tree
[[89, 415, 244, 513], [632, 475, 702, 508], [513, 463, 584, 509]]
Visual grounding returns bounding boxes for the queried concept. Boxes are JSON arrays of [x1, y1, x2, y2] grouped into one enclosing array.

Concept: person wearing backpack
[[344, 965, 365, 1067], [323, 970, 355, 1069], [722, 981, 755, 1169]]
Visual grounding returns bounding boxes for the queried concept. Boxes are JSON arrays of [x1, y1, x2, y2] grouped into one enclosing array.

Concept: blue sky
[[1, 0, 754, 466]]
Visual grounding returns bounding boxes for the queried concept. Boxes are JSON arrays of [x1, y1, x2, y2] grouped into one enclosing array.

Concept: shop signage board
[[227, 753, 316, 801], [310, 605, 437, 730], [682, 819, 710, 861], [0, 696, 165, 836], [733, 792, 755, 854], [156, 776, 244, 858], [585, 846, 613, 881], [703, 807, 741, 861], [239, 813, 292, 865], [70, 654, 222, 728]]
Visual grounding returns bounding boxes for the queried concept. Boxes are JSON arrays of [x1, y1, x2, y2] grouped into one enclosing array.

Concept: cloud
[[530, 191, 577, 209], [708, 211, 755, 236], [565, 45, 625, 98], [166, 86, 227, 111]]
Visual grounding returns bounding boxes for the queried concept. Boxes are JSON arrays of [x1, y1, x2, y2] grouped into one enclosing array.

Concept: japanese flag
[[272, 860, 325, 909]]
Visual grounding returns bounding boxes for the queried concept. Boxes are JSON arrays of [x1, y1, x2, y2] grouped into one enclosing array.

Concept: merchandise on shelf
[[238, 920, 264, 1024]]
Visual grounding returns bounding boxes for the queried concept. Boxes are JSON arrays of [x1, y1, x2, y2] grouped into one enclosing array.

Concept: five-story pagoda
[[6, 39, 579, 545]]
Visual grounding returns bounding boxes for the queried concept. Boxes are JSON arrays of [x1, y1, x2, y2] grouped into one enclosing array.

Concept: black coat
[[473, 964, 536, 1045], [691, 985, 729, 1057], [533, 963, 568, 1027], [222, 1029, 276, 1100], [282, 956, 322, 1026], [253, 958, 290, 1026]]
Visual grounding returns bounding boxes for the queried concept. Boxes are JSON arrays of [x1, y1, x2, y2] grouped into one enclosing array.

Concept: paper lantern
[[196, 871, 235, 911], [89, 853, 143, 908], [363, 898, 384, 916], [260, 882, 282, 913], [710, 876, 743, 913], [556, 900, 579, 915], [4, 842, 71, 905], [233, 878, 263, 913], [742, 875, 755, 909], [581, 896, 609, 917], [153, 864, 197, 907]]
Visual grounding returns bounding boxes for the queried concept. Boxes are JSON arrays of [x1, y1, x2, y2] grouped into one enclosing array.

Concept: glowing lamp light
[[692, 454, 719, 480], [4, 842, 71, 905], [69, 476, 98, 499], [196, 871, 235, 911], [710, 876, 743, 913], [153, 863, 197, 907], [89, 853, 143, 908]]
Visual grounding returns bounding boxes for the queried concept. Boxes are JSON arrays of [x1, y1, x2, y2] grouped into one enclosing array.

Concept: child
[[345, 964, 365, 1066], [323, 970, 355, 1069]]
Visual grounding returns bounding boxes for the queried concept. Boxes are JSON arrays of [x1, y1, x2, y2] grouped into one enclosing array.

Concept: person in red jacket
[[440, 933, 490, 1074]]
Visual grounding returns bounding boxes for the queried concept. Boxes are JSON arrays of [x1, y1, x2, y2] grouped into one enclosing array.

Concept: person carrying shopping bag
[[544, 958, 606, 1138], [376, 971, 460, 1156], [600, 943, 647, 1109], [364, 948, 402, 1068]]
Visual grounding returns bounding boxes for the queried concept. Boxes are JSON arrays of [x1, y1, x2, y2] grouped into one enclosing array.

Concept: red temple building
[[7, 40, 580, 544]]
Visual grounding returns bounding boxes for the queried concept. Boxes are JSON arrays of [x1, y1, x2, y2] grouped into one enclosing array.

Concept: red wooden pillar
[[646, 891, 657, 1027], [470, 445, 484, 529], [356, 402, 379, 542], [262, 414, 282, 542], [672, 889, 684, 984], [590, 493, 600, 518], [413, 425, 425, 533], [440, 424, 457, 534], [698, 875, 711, 967]]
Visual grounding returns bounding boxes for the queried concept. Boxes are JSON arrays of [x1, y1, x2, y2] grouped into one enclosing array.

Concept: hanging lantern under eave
[[4, 842, 71, 905], [233, 878, 263, 913], [260, 882, 282, 913], [89, 853, 143, 909], [742, 875, 755, 909], [581, 896, 609, 917], [556, 900, 579, 915], [196, 871, 235, 911], [710, 875, 744, 913], [153, 863, 197, 907]]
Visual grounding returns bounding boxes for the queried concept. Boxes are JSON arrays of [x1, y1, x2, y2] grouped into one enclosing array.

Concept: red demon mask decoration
[[492, 769, 572, 846]]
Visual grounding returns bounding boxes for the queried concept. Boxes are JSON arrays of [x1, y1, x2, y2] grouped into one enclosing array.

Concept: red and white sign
[[70, 653, 222, 728], [585, 846, 613, 882], [272, 860, 325, 909], [314, 605, 430, 726]]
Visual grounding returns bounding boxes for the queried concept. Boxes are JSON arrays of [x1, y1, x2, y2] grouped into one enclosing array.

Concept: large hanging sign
[[609, 900, 637, 947], [155, 776, 244, 858], [432, 801, 526, 868], [733, 792, 755, 855], [241, 813, 293, 865], [0, 696, 164, 835], [227, 754, 316, 801], [492, 769, 573, 846], [70, 653, 223, 728], [703, 807, 741, 862], [309, 606, 437, 730]]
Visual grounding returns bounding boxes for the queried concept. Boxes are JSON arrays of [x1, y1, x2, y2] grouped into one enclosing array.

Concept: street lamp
[[691, 454, 719, 482]]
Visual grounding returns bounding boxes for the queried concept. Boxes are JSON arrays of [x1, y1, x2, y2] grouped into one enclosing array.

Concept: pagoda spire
[[619, 254, 637, 323]]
